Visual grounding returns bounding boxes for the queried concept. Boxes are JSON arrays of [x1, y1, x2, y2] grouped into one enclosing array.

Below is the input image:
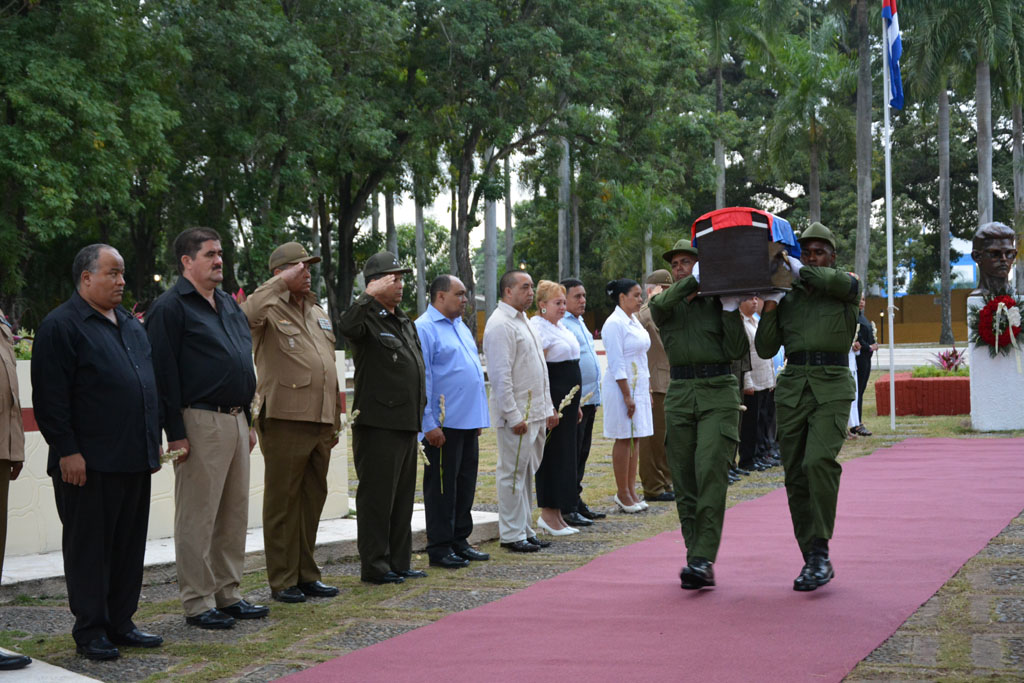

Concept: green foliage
[[910, 365, 970, 378]]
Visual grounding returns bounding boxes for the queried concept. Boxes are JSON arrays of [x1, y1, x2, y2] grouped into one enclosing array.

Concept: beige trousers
[[639, 391, 673, 496], [0, 461, 9, 581], [175, 408, 250, 616], [495, 422, 544, 543]]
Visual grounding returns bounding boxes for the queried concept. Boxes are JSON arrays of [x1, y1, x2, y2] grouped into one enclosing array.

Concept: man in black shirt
[[145, 228, 266, 629], [32, 244, 163, 660]]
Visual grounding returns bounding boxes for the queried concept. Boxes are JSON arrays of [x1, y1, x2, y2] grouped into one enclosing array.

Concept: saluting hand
[[60, 453, 87, 487], [365, 273, 398, 299]]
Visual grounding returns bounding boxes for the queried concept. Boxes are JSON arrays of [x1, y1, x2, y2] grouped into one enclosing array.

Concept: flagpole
[[882, 17, 897, 431]]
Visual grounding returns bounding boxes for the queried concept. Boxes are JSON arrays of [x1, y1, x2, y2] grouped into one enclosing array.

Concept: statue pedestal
[[968, 295, 1024, 431]]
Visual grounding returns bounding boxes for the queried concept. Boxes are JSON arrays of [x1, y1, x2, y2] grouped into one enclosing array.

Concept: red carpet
[[290, 438, 1024, 682]]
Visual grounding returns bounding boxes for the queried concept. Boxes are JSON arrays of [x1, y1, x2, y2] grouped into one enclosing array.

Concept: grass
[[2, 370, 1022, 681]]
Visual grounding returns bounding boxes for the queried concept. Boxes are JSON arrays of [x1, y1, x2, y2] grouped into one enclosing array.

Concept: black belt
[[670, 363, 732, 380], [187, 402, 245, 416], [786, 351, 848, 367]]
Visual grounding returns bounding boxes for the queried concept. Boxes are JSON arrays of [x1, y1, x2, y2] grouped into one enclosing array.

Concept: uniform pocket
[[274, 320, 303, 354], [277, 373, 312, 413]]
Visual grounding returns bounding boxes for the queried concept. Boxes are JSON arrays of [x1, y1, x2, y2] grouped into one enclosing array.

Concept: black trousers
[[570, 405, 598, 513], [756, 389, 778, 457], [738, 390, 768, 469], [856, 353, 872, 424], [352, 425, 417, 579], [537, 361, 581, 511], [422, 428, 479, 562], [52, 470, 151, 646]]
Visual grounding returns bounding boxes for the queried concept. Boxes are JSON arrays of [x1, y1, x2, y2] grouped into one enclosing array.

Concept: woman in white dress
[[529, 281, 583, 535], [601, 279, 653, 513]]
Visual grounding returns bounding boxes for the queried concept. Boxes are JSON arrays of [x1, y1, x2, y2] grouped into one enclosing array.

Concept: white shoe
[[537, 517, 577, 536], [637, 499, 649, 510], [614, 494, 642, 514]]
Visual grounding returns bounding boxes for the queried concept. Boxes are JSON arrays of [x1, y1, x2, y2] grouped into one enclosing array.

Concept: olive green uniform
[[338, 292, 426, 580], [650, 276, 748, 562], [241, 275, 341, 592], [754, 266, 859, 555]]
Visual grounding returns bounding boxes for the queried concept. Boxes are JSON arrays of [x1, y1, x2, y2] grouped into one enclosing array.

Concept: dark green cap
[[662, 238, 698, 263], [798, 222, 836, 250], [363, 251, 412, 279]]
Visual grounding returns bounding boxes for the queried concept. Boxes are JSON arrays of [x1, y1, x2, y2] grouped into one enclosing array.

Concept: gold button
[[292, 383, 296, 388]]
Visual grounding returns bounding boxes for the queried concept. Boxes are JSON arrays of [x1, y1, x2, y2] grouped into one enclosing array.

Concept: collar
[[609, 305, 632, 323], [427, 304, 458, 325], [70, 290, 125, 323], [173, 274, 226, 302], [497, 300, 524, 318]]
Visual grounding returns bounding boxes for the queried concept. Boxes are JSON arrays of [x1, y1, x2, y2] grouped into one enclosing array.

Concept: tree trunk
[[976, 59, 993, 226], [714, 63, 725, 209], [504, 156, 514, 272], [557, 136, 571, 281], [572, 192, 580, 278], [808, 119, 821, 223], [483, 147, 497, 314], [385, 192, 397, 255], [370, 193, 379, 236], [938, 88, 954, 344], [1013, 101, 1023, 295], [449, 183, 459, 275], [644, 224, 653, 277], [415, 195, 426, 315], [854, 0, 872, 283], [317, 193, 336, 338], [454, 141, 478, 333]]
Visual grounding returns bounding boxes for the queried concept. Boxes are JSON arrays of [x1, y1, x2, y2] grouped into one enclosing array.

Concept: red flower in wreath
[[977, 295, 1021, 348]]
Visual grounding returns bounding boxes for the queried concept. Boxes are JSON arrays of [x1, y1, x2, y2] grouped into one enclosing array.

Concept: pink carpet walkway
[[290, 438, 1024, 682]]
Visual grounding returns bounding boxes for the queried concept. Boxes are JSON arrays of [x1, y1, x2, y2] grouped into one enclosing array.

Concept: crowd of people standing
[[0, 214, 878, 665]]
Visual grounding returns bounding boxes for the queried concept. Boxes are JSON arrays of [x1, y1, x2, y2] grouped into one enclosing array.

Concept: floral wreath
[[967, 292, 1023, 363]]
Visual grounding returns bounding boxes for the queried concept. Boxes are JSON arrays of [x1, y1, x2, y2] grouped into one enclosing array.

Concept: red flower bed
[[875, 373, 970, 416]]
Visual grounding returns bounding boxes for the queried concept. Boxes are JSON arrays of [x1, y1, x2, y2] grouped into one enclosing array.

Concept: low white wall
[[9, 353, 349, 557]]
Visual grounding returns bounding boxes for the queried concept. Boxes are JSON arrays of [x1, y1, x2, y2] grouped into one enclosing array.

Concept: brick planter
[[875, 372, 970, 416]]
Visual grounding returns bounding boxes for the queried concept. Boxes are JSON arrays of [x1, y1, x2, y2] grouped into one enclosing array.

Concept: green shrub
[[911, 364, 969, 378]]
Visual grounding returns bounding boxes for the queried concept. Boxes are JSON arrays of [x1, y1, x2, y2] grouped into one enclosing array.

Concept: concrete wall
[[864, 290, 972, 344], [9, 353, 349, 557]]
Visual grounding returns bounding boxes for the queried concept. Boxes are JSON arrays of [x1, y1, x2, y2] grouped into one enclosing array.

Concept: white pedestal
[[968, 295, 1024, 431]]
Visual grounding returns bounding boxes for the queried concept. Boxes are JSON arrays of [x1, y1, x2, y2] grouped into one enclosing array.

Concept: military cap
[[269, 242, 321, 272], [798, 222, 836, 250], [645, 269, 674, 287], [363, 251, 412, 279], [662, 238, 698, 263]]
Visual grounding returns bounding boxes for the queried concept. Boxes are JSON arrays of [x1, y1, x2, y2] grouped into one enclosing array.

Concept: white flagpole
[[882, 18, 897, 431]]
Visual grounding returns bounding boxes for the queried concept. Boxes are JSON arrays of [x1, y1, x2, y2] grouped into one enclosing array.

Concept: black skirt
[[536, 360, 582, 510]]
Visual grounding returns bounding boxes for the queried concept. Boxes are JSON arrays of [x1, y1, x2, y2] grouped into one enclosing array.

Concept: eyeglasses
[[983, 249, 1017, 260]]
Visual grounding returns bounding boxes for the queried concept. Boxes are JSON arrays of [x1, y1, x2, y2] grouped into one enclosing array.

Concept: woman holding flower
[[601, 279, 652, 513], [529, 281, 584, 535]]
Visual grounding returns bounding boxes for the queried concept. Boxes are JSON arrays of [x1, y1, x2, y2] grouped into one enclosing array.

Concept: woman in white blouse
[[601, 279, 653, 513], [529, 281, 583, 535]]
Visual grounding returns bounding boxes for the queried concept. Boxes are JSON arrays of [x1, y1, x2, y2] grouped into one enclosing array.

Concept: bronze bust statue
[[970, 221, 1017, 295]]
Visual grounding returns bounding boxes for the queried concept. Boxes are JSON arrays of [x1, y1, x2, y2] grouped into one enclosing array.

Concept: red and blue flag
[[882, 0, 904, 110]]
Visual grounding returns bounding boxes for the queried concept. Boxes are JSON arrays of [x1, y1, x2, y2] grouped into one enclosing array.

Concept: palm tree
[[764, 24, 855, 223]]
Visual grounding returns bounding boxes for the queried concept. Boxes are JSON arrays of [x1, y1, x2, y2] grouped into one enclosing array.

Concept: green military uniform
[[650, 275, 748, 563], [754, 265, 859, 555], [338, 253, 426, 582], [242, 242, 341, 597]]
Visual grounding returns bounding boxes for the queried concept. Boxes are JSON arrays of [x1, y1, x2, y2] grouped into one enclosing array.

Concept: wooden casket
[[691, 207, 800, 296]]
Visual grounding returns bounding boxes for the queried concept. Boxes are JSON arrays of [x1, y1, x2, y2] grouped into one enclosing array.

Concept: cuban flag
[[882, 0, 904, 110]]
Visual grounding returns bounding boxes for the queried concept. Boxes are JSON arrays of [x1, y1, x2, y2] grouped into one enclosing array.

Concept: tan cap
[[269, 242, 321, 272], [645, 269, 673, 287]]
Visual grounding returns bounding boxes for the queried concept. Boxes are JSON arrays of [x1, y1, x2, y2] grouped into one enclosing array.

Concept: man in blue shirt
[[416, 275, 491, 568], [560, 278, 606, 523]]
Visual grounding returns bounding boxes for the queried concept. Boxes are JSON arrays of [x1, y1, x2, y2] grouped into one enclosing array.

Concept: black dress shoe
[[297, 580, 339, 597], [109, 628, 163, 648], [733, 467, 750, 476], [430, 553, 470, 569], [220, 599, 269, 619], [578, 503, 606, 520], [680, 557, 716, 590], [500, 539, 540, 553], [76, 636, 120, 660], [455, 546, 490, 561], [525, 535, 551, 548], [397, 569, 427, 579], [563, 511, 594, 526], [794, 553, 835, 591], [186, 608, 235, 630], [855, 424, 872, 436], [361, 571, 404, 584], [272, 586, 307, 603], [0, 652, 31, 670], [645, 491, 676, 502]]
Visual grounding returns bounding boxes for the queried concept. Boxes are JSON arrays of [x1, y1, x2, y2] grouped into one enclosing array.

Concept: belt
[[786, 351, 848, 367], [670, 363, 732, 380], [187, 402, 245, 416]]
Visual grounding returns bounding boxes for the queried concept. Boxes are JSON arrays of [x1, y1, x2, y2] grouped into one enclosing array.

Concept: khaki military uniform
[[755, 265, 859, 555], [650, 276, 748, 562], [0, 310, 24, 581], [636, 305, 673, 497], [242, 276, 340, 592], [338, 292, 426, 580]]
